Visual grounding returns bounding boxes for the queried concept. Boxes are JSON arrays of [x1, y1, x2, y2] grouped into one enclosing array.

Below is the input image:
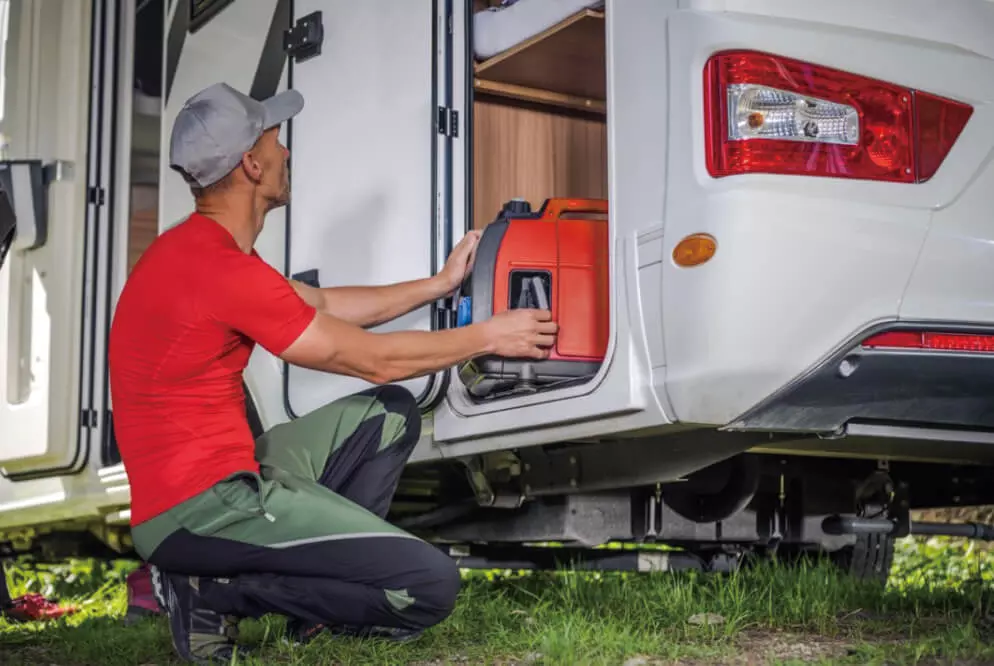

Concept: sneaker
[[123, 565, 161, 625], [285, 617, 423, 645], [148, 565, 244, 664]]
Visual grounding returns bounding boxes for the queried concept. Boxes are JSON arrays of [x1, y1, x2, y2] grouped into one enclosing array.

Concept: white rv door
[[283, 1, 451, 417], [0, 0, 102, 477]]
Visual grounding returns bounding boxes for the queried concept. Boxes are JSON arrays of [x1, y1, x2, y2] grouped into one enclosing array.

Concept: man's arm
[[279, 307, 557, 385], [288, 229, 482, 329], [206, 244, 553, 383], [289, 276, 449, 329]]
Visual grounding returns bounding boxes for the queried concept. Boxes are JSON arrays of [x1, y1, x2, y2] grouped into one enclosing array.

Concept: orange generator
[[457, 197, 610, 399]]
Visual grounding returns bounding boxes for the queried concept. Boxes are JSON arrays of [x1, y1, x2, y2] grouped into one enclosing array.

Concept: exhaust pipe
[[823, 514, 994, 541]]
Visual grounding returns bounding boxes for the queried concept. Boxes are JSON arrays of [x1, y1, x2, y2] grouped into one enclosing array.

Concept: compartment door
[[285, 1, 449, 417]]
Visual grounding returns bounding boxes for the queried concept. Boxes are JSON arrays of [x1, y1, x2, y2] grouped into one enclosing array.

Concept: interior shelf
[[474, 9, 606, 114]]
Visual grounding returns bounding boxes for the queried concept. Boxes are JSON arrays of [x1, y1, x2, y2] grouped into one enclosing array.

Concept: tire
[[828, 532, 895, 584]]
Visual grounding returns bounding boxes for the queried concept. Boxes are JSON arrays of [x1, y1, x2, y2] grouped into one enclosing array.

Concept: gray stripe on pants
[[268, 531, 424, 550]]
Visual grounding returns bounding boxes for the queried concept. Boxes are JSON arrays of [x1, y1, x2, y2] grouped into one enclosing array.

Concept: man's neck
[[195, 197, 265, 254]]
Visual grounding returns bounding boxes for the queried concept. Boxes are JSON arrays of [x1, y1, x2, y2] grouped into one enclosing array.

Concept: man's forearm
[[293, 276, 451, 328], [323, 276, 447, 327], [365, 324, 495, 383], [279, 305, 552, 387], [284, 315, 495, 385]]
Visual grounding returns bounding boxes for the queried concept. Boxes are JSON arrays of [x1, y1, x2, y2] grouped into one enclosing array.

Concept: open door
[[0, 0, 97, 478], [284, 1, 451, 417]]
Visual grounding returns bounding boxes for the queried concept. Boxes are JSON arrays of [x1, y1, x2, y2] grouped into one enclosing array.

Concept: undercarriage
[[383, 440, 994, 580], [4, 435, 994, 586]]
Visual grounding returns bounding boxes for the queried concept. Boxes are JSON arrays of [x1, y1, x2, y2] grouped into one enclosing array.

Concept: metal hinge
[[437, 106, 459, 138], [43, 160, 73, 186], [434, 300, 458, 329], [81, 408, 98, 428], [284, 11, 324, 63], [87, 186, 105, 206], [435, 308, 454, 330]]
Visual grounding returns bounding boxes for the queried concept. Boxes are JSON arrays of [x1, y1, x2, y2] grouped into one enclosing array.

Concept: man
[[108, 82, 556, 664]]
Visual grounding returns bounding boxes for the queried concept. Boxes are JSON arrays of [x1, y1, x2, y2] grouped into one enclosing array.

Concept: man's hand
[[436, 231, 482, 296], [482, 308, 558, 359]]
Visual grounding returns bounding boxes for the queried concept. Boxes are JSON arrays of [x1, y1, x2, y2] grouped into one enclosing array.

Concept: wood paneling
[[472, 98, 607, 229], [474, 79, 605, 114], [128, 185, 158, 273], [474, 10, 605, 108]]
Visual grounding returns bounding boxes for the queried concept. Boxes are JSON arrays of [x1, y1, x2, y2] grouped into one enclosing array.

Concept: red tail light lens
[[915, 91, 975, 181], [862, 331, 994, 353], [704, 51, 973, 183]]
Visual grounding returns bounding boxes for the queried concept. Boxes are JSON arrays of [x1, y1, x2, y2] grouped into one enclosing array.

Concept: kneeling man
[[108, 82, 556, 664]]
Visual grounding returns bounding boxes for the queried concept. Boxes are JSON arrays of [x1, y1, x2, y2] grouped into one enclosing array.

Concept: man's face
[[253, 127, 291, 210]]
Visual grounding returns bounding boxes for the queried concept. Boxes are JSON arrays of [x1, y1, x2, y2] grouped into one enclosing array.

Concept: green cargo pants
[[131, 384, 460, 633]]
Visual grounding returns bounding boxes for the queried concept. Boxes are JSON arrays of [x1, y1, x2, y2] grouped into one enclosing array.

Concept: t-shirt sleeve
[[205, 252, 317, 355]]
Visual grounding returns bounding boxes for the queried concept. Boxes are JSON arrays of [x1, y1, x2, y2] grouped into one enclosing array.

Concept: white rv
[[2, 0, 994, 578]]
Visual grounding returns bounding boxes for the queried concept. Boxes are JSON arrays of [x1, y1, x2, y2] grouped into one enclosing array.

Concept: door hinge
[[42, 160, 74, 186], [87, 186, 105, 206], [81, 408, 98, 428], [437, 106, 459, 138], [435, 300, 458, 329], [284, 11, 324, 63]]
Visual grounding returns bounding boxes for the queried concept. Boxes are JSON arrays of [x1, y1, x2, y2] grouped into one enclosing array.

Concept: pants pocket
[[173, 473, 271, 538]]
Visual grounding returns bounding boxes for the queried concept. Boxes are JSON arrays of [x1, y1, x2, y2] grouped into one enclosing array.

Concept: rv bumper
[[723, 324, 994, 434]]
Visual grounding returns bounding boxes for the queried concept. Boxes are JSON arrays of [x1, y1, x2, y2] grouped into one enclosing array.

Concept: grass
[[2, 538, 994, 665]]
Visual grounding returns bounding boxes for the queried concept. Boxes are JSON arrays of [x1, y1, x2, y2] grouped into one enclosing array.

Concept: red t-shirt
[[108, 213, 316, 526]]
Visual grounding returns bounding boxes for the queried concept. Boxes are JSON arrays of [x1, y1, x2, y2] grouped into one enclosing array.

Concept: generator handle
[[538, 198, 608, 220]]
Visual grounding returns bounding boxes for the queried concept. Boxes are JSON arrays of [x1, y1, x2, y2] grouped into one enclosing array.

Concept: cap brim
[[262, 89, 304, 129]]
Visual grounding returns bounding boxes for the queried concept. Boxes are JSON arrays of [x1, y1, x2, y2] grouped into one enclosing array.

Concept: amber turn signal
[[672, 233, 717, 267]]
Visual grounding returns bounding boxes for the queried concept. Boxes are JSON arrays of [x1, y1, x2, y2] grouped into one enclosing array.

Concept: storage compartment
[[472, 0, 606, 113], [470, 0, 608, 229], [126, 0, 163, 275], [459, 0, 609, 401], [128, 185, 158, 273]]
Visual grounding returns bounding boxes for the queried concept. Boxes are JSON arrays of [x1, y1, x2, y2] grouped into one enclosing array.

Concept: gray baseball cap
[[169, 82, 304, 188]]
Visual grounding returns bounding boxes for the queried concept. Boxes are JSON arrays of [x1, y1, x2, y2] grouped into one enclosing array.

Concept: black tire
[[828, 532, 895, 584]]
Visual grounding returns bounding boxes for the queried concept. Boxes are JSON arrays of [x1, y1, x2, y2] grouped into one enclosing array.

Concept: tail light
[[704, 51, 973, 183], [862, 331, 994, 353]]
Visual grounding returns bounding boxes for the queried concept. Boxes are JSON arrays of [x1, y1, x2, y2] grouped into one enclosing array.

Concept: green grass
[[2, 538, 994, 665]]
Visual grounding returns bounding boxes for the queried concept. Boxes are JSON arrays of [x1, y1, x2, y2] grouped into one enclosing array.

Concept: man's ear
[[241, 151, 263, 184]]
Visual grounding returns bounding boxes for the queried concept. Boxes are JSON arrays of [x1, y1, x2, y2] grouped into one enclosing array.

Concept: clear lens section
[[727, 84, 860, 145]]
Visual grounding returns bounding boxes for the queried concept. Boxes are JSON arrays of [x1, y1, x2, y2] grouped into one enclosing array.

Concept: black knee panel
[[409, 544, 461, 626], [366, 384, 421, 447]]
